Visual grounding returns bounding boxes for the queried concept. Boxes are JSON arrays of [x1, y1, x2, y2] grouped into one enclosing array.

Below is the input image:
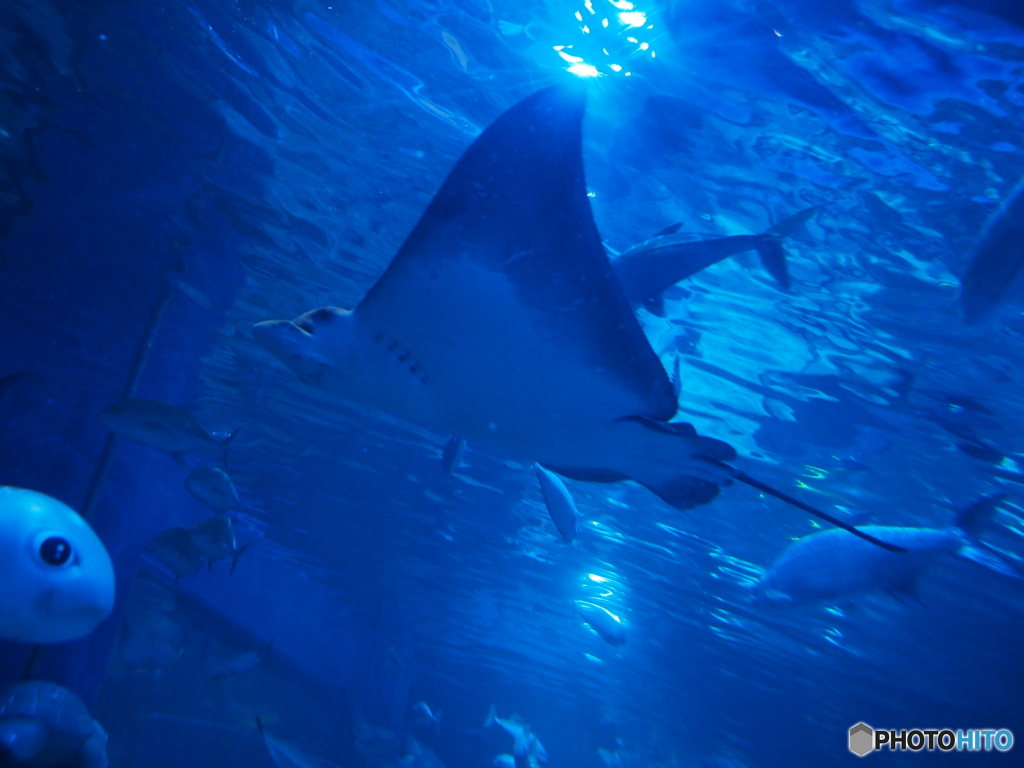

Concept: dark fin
[[956, 441, 1004, 464], [888, 583, 923, 607], [755, 205, 822, 290], [653, 222, 684, 237], [645, 473, 722, 510], [255, 717, 265, 734], [763, 205, 823, 239], [959, 178, 1024, 324], [642, 294, 668, 317], [953, 493, 1006, 539], [734, 471, 907, 552], [754, 238, 790, 290], [616, 416, 736, 510], [891, 569, 923, 604], [661, 420, 697, 437], [230, 542, 252, 575], [547, 465, 629, 483], [441, 435, 465, 474], [627, 416, 732, 455]]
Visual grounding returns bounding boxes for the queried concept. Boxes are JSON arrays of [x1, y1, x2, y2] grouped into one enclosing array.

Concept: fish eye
[[39, 536, 73, 566]]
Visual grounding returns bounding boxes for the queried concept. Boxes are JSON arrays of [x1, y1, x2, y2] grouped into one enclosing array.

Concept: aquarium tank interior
[[1, 0, 1024, 766]]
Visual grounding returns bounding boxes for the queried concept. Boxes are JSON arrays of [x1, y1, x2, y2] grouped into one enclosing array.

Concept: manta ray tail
[[733, 472, 905, 552]]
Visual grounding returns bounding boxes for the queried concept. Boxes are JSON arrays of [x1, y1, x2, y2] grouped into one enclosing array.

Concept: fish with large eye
[[0, 487, 115, 643]]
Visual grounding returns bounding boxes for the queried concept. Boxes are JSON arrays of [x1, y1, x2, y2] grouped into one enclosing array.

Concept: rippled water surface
[[1, 0, 1024, 766]]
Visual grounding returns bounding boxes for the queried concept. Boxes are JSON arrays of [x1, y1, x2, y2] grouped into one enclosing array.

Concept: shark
[[254, 84, 896, 550], [610, 205, 821, 315]]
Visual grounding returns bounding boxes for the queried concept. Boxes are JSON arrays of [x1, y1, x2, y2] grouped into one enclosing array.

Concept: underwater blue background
[[1, 0, 1024, 765]]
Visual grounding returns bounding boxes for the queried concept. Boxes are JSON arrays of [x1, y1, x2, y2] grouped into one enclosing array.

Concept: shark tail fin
[[484, 704, 497, 729], [755, 205, 823, 290], [764, 205, 823, 240], [753, 239, 790, 290], [953, 493, 1006, 539], [952, 493, 1024, 580]]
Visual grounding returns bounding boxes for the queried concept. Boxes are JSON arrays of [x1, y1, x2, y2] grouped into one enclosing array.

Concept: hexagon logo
[[849, 723, 874, 757]]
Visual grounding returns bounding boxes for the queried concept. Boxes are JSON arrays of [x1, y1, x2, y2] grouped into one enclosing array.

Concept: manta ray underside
[[255, 84, 897, 550]]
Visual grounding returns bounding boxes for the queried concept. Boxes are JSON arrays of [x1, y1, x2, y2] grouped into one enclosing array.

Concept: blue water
[[1, 0, 1023, 766]]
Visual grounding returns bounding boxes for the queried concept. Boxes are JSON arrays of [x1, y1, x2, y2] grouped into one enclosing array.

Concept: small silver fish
[[148, 526, 204, 578], [535, 465, 578, 544], [201, 636, 268, 678], [118, 577, 185, 669], [185, 465, 241, 512], [98, 398, 235, 455], [257, 718, 342, 768], [190, 515, 249, 573], [484, 706, 547, 764], [574, 600, 626, 646]]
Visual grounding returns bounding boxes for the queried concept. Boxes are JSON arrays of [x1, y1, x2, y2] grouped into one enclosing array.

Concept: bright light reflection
[[553, 0, 654, 77], [618, 10, 646, 27], [588, 573, 610, 583], [568, 63, 601, 77]]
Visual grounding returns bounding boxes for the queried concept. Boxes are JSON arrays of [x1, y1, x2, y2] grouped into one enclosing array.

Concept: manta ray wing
[[356, 84, 677, 429], [256, 87, 910, 543]]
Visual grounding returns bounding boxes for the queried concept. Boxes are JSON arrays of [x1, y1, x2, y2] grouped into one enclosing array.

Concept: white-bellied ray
[[254, 84, 899, 551]]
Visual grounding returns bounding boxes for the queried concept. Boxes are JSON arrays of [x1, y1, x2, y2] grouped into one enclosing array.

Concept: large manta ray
[[255, 84, 896, 550]]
